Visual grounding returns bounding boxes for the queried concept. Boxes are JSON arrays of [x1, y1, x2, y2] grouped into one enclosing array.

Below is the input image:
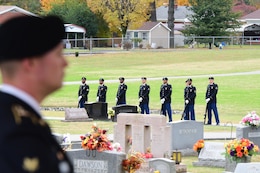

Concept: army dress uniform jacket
[[139, 84, 150, 104], [97, 85, 107, 102], [184, 85, 196, 105], [205, 83, 218, 103], [116, 83, 127, 104], [0, 92, 73, 173], [78, 83, 89, 102], [160, 84, 172, 103]]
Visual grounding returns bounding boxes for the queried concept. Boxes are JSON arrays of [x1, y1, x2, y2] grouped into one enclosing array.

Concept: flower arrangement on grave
[[193, 139, 204, 154], [122, 150, 145, 173], [142, 147, 153, 159], [224, 138, 259, 162], [80, 124, 112, 152], [241, 111, 260, 128]]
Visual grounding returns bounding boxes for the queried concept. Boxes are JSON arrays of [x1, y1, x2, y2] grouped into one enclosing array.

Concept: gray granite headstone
[[168, 120, 203, 150], [149, 158, 176, 173], [66, 149, 125, 173], [193, 142, 225, 168], [236, 125, 260, 147], [64, 108, 93, 122], [234, 162, 260, 173]]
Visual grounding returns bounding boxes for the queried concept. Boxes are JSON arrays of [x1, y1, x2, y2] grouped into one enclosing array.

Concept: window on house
[[142, 33, 147, 40]]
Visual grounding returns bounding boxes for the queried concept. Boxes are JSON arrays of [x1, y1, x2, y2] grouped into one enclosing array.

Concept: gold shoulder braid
[[11, 104, 46, 126], [23, 157, 39, 173]]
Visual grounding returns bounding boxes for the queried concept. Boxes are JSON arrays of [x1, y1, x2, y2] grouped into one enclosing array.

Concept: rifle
[[160, 103, 164, 115], [181, 103, 188, 120], [204, 103, 208, 124]]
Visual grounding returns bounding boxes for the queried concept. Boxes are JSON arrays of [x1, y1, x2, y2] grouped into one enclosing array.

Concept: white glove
[[185, 100, 189, 104], [78, 96, 82, 101], [206, 98, 210, 103], [115, 98, 118, 102], [160, 98, 165, 104], [96, 97, 99, 102], [139, 97, 143, 102]]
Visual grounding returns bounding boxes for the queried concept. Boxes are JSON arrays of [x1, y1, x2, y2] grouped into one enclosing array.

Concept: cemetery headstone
[[64, 108, 92, 122], [149, 158, 176, 173], [234, 162, 260, 173], [112, 105, 138, 122], [192, 142, 225, 168], [66, 149, 126, 173], [168, 120, 203, 150], [236, 125, 260, 147], [85, 102, 108, 120], [114, 113, 171, 158]]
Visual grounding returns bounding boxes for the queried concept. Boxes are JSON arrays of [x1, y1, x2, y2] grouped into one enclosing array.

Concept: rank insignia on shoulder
[[23, 157, 39, 172]]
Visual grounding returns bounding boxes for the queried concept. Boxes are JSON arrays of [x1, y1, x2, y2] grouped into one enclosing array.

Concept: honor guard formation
[[79, 75, 220, 125]]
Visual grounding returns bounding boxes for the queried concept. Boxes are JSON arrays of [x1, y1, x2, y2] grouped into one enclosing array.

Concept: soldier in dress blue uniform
[[96, 78, 107, 102], [116, 77, 127, 105], [160, 77, 173, 122], [138, 77, 150, 114], [78, 77, 89, 108], [184, 78, 196, 120], [0, 15, 73, 172], [205, 77, 220, 125]]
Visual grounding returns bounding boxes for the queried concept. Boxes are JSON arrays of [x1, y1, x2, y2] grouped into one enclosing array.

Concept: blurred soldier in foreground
[[0, 15, 73, 172]]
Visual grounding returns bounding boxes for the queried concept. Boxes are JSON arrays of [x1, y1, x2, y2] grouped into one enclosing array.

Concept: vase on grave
[[225, 156, 251, 172]]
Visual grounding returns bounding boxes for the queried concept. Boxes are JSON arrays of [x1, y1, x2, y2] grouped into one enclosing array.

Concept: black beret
[[0, 15, 65, 62], [209, 77, 214, 80], [162, 77, 168, 81], [119, 77, 125, 81], [99, 78, 104, 81], [141, 77, 147, 80], [82, 77, 86, 80], [186, 78, 192, 82]]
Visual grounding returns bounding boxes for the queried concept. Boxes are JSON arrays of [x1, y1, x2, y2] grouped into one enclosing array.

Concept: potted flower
[[241, 111, 260, 128], [122, 150, 144, 173], [80, 124, 112, 153], [224, 138, 259, 172], [193, 139, 204, 155]]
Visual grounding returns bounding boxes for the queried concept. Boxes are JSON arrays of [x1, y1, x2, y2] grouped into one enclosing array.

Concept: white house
[[126, 22, 171, 48]]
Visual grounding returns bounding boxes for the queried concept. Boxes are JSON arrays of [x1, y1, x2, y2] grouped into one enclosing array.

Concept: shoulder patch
[[23, 157, 39, 172]]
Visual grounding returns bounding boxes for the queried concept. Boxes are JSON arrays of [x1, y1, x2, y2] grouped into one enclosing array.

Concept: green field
[[1, 47, 260, 173], [42, 48, 260, 123]]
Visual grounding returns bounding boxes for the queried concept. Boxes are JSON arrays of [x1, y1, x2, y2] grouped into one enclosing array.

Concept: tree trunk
[[149, 0, 157, 22], [168, 0, 175, 48]]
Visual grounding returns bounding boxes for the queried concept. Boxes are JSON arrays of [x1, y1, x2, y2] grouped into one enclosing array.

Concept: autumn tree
[[87, 0, 153, 36], [183, 0, 241, 45], [40, 0, 64, 12], [168, 0, 175, 48]]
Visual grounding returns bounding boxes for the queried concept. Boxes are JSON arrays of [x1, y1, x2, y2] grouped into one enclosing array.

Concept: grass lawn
[[41, 47, 260, 125], [2, 47, 259, 173]]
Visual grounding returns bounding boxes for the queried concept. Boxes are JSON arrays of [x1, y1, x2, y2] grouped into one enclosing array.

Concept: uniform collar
[[0, 84, 41, 116]]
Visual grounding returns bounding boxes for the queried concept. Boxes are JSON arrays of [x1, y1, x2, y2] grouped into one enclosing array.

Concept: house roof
[[132, 22, 171, 31], [241, 9, 260, 20], [0, 5, 36, 16], [64, 24, 86, 33], [156, 5, 193, 22]]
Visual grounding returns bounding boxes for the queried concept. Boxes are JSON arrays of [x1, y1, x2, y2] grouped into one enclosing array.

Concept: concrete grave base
[[63, 108, 93, 122], [192, 142, 225, 168]]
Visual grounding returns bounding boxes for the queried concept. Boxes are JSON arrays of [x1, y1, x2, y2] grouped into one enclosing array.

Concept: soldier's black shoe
[[205, 123, 211, 125]]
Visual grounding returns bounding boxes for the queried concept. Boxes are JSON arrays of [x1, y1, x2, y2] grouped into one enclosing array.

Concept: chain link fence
[[63, 36, 260, 54]]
